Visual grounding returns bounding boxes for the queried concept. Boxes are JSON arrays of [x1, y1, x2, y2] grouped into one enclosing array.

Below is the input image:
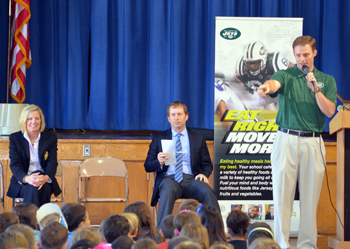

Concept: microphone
[[302, 65, 315, 87]]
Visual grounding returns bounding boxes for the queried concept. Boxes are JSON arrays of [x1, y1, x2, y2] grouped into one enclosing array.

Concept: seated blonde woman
[[7, 105, 61, 207]]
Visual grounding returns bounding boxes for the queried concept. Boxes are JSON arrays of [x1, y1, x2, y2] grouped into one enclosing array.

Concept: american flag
[[10, 0, 31, 103]]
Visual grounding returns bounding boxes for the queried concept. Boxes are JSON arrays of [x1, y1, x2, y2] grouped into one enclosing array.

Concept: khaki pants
[[271, 130, 325, 249]]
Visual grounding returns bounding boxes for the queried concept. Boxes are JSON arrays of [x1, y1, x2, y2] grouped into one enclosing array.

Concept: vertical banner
[[214, 17, 302, 234]]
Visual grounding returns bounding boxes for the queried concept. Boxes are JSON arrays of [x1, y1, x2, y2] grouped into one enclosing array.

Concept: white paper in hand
[[161, 140, 177, 165]]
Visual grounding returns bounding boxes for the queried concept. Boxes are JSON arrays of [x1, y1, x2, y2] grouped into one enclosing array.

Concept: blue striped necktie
[[175, 133, 183, 183]]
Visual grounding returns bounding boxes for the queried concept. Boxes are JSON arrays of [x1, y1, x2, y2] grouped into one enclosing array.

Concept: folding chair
[[78, 157, 128, 225]]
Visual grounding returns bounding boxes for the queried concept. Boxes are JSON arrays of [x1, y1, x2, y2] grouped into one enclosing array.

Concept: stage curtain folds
[[0, 0, 349, 131]]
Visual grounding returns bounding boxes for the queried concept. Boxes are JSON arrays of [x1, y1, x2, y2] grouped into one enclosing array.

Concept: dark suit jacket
[[265, 212, 273, 219], [144, 128, 213, 206], [7, 130, 62, 198]]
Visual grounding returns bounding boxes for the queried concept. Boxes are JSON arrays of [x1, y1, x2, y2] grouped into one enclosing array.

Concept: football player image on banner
[[214, 17, 303, 234]]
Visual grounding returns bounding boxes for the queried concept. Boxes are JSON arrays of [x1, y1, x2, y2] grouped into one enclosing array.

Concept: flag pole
[[6, 0, 12, 103]]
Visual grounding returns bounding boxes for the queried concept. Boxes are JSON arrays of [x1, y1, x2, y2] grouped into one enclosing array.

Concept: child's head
[[62, 204, 90, 232], [159, 214, 175, 240], [120, 212, 139, 237], [0, 212, 19, 233], [5, 224, 38, 249], [71, 226, 101, 246], [226, 210, 250, 238], [173, 211, 200, 235], [103, 214, 130, 243], [249, 238, 280, 249], [0, 231, 28, 249], [246, 222, 274, 247], [178, 199, 201, 213], [12, 203, 38, 230], [40, 222, 68, 249], [180, 223, 209, 249]]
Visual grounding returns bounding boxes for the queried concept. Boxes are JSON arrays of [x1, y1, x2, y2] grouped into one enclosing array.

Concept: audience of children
[[0, 199, 284, 249]]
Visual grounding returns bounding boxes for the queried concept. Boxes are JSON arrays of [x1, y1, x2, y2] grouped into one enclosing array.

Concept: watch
[[314, 86, 321, 93]]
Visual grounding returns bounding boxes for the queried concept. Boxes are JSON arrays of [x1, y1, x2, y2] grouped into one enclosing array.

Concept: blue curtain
[[1, 0, 349, 132], [0, 0, 9, 102]]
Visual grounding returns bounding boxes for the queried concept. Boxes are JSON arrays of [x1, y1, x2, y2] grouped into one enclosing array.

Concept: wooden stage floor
[[290, 235, 335, 249]]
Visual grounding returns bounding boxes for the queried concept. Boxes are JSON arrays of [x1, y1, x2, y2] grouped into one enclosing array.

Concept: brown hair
[[124, 201, 159, 241], [292, 35, 316, 51], [131, 238, 158, 249], [247, 222, 273, 246], [226, 210, 250, 238], [173, 212, 201, 233], [198, 204, 226, 246], [209, 242, 234, 249], [0, 231, 29, 249], [178, 199, 201, 213], [167, 101, 189, 117], [249, 238, 281, 249], [6, 224, 38, 249], [180, 223, 210, 249], [41, 222, 68, 249], [0, 212, 19, 233], [175, 241, 203, 249], [71, 226, 101, 245], [12, 203, 38, 230]]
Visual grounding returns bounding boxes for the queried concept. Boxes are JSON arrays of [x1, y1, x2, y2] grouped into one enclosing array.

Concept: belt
[[278, 127, 320, 137]]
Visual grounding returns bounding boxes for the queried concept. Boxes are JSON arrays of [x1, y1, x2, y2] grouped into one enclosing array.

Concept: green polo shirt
[[270, 65, 337, 132]]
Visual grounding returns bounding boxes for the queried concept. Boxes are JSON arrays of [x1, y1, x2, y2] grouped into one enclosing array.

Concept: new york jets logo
[[317, 82, 324, 88], [220, 28, 241, 40]]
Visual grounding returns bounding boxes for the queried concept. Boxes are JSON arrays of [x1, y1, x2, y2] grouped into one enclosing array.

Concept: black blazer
[[7, 130, 62, 198], [144, 128, 213, 206]]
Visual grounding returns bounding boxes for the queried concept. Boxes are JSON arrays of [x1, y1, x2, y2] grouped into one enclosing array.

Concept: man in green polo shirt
[[257, 35, 337, 249]]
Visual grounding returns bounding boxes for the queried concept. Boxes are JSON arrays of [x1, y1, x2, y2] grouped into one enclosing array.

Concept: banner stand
[[0, 104, 28, 135]]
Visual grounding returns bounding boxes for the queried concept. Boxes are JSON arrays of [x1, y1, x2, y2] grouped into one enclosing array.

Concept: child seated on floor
[[158, 214, 175, 249]]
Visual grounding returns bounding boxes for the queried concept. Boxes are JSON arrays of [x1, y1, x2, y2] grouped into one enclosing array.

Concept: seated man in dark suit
[[144, 101, 220, 226]]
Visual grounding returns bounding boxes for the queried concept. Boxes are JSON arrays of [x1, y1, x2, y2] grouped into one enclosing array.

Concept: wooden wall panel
[[0, 137, 338, 234]]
